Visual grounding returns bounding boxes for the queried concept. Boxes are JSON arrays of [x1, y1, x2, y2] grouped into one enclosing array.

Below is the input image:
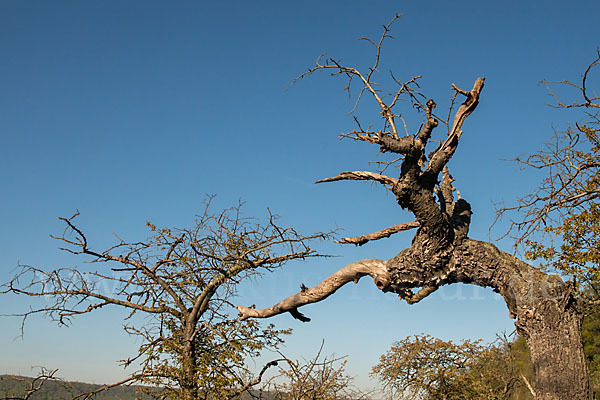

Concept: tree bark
[[237, 259, 389, 322], [236, 66, 592, 398], [181, 321, 199, 400], [239, 239, 591, 399], [451, 240, 590, 400]]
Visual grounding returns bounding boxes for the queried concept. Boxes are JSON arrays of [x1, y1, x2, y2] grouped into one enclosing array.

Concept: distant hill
[[0, 375, 154, 400], [0, 375, 271, 399]]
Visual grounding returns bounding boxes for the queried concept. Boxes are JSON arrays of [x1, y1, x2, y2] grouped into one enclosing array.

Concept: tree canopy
[[2, 201, 331, 399], [372, 334, 534, 400]]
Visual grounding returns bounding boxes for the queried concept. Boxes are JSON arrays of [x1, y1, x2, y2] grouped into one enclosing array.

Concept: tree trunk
[[240, 239, 592, 399], [236, 74, 593, 398], [451, 240, 591, 400], [527, 310, 589, 399], [181, 324, 199, 400]]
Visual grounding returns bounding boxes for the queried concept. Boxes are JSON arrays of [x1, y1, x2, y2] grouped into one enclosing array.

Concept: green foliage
[[583, 309, 600, 395], [467, 336, 534, 400], [2, 201, 330, 400], [372, 334, 534, 400], [142, 317, 289, 400], [0, 374, 155, 400], [371, 334, 482, 399], [524, 202, 600, 302]]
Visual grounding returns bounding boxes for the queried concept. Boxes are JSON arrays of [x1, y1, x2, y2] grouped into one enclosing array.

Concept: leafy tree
[[498, 50, 600, 300], [236, 17, 592, 399], [467, 336, 535, 400], [372, 334, 484, 400], [497, 50, 600, 396], [2, 201, 331, 400], [372, 334, 534, 400]]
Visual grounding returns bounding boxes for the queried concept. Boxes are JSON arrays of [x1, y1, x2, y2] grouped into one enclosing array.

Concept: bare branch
[[1, 368, 62, 400], [521, 373, 536, 398], [541, 51, 600, 110], [335, 221, 419, 246], [236, 259, 389, 321], [228, 359, 284, 399], [427, 78, 485, 174], [315, 170, 398, 187], [72, 375, 142, 400]]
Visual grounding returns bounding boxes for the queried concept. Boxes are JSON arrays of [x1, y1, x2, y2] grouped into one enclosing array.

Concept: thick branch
[[427, 78, 485, 174], [236, 259, 389, 321], [378, 135, 415, 154], [316, 171, 398, 187], [335, 221, 419, 246]]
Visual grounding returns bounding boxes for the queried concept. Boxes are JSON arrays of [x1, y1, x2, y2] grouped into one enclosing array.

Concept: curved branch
[[316, 171, 398, 187], [236, 259, 389, 321], [403, 284, 439, 305], [336, 221, 419, 246], [427, 78, 485, 174], [228, 359, 285, 399]]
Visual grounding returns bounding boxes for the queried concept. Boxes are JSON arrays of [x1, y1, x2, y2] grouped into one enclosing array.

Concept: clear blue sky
[[1, 0, 599, 391]]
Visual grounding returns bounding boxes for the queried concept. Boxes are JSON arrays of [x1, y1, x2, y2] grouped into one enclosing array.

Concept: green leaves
[[372, 334, 534, 400], [4, 200, 331, 399]]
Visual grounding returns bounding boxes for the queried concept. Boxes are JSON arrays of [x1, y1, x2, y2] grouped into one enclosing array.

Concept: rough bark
[[452, 240, 589, 400], [239, 235, 591, 400], [237, 60, 592, 398], [237, 259, 389, 322]]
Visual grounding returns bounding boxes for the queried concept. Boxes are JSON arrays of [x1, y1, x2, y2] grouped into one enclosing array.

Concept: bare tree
[[2, 200, 332, 400], [237, 16, 591, 399]]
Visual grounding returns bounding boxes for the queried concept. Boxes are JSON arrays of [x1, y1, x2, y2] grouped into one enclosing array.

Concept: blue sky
[[1, 0, 599, 391]]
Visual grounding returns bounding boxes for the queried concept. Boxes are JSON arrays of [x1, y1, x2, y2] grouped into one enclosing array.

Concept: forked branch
[[427, 78, 485, 174], [496, 52, 600, 246], [541, 49, 600, 110], [291, 15, 420, 141]]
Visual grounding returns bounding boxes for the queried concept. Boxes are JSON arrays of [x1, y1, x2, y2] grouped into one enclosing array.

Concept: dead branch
[[239, 18, 594, 399], [315, 170, 398, 187], [228, 359, 284, 399], [236, 259, 389, 321], [426, 78, 485, 174], [335, 221, 419, 246], [522, 373, 537, 398], [1, 368, 61, 400]]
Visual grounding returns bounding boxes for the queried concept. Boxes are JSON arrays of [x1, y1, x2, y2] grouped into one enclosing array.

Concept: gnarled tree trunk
[[236, 30, 592, 398], [454, 240, 589, 400], [239, 236, 590, 399]]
